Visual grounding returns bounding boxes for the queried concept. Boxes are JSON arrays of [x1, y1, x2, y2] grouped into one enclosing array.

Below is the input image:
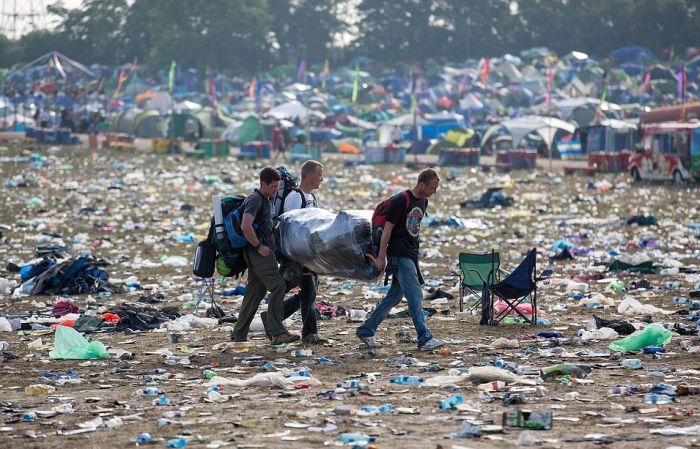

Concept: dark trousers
[[282, 273, 318, 337], [232, 247, 288, 340]]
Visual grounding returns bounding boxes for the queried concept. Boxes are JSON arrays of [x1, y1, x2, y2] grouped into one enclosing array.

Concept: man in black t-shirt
[[230, 167, 300, 345], [357, 168, 446, 351]]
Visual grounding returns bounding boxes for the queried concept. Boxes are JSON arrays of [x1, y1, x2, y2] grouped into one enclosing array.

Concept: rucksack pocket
[[193, 239, 216, 278]]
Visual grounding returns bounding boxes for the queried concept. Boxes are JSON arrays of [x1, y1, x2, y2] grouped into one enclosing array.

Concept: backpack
[[271, 165, 302, 219], [371, 190, 411, 252], [192, 194, 259, 279]]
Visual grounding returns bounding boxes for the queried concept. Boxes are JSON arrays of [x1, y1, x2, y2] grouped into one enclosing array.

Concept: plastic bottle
[[609, 386, 638, 396], [202, 370, 217, 379], [643, 393, 674, 404], [390, 375, 423, 385], [166, 438, 187, 448], [24, 384, 56, 396], [23, 411, 37, 422], [621, 359, 642, 369], [610, 280, 625, 293], [291, 349, 313, 357], [361, 403, 393, 414], [0, 341, 8, 351], [286, 368, 310, 378], [337, 379, 361, 389], [659, 267, 679, 276], [155, 395, 171, 406], [136, 433, 152, 444], [671, 297, 688, 304], [142, 387, 159, 397], [338, 433, 373, 445], [439, 394, 464, 410], [649, 384, 676, 395]]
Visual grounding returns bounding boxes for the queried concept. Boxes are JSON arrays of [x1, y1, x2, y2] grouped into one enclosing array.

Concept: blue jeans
[[356, 257, 433, 347], [282, 273, 318, 337]]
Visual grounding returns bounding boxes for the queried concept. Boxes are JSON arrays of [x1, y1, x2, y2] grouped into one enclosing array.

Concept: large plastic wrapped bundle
[[276, 208, 380, 281]]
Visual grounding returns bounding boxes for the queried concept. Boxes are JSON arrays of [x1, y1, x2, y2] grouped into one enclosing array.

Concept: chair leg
[[459, 286, 464, 312]]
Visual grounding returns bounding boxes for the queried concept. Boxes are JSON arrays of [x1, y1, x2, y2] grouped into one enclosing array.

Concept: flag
[[639, 71, 651, 93], [411, 69, 417, 113], [679, 66, 687, 120], [168, 60, 176, 93], [297, 57, 307, 83], [481, 58, 490, 85], [112, 69, 127, 98], [545, 68, 554, 108], [457, 73, 469, 99], [249, 77, 256, 98], [351, 63, 359, 104], [321, 59, 329, 90], [595, 69, 608, 119]]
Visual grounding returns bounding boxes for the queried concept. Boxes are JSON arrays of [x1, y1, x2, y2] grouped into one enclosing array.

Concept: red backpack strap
[[401, 190, 411, 210]]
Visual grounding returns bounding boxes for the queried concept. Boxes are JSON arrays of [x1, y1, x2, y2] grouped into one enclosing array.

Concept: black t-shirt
[[242, 189, 274, 248], [385, 190, 427, 261]]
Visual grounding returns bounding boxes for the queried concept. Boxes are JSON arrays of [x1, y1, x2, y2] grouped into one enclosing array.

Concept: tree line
[[0, 0, 697, 73]]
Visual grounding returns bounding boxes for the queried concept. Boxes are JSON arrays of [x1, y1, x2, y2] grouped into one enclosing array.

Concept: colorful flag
[[481, 58, 490, 85], [545, 68, 554, 108], [249, 77, 256, 98], [321, 59, 329, 90], [297, 57, 307, 83], [639, 71, 651, 93], [457, 73, 469, 99], [168, 60, 176, 93], [351, 63, 359, 104], [112, 69, 127, 98]]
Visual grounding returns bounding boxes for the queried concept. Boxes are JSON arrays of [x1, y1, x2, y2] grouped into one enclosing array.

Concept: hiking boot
[[419, 338, 446, 351], [271, 333, 300, 345], [230, 330, 247, 342], [356, 333, 381, 348], [260, 311, 272, 340], [302, 333, 328, 344]]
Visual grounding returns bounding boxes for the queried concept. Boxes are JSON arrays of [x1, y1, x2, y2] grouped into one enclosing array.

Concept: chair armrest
[[467, 269, 488, 284]]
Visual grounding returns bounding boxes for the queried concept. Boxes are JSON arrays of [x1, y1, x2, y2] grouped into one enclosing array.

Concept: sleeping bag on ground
[[275, 208, 380, 281]]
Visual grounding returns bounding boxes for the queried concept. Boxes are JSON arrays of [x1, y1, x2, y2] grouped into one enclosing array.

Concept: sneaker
[[271, 333, 300, 345], [419, 338, 445, 351], [356, 333, 381, 348], [260, 311, 272, 340], [302, 333, 328, 344]]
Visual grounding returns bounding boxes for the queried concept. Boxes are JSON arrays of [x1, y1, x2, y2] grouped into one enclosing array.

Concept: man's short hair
[[260, 166, 281, 184], [417, 168, 440, 184], [301, 160, 323, 179]]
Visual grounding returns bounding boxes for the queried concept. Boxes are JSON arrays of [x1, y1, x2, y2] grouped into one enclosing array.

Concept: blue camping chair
[[478, 248, 553, 325]]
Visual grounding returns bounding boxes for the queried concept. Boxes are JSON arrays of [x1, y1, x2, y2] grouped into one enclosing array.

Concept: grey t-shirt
[[242, 190, 274, 248]]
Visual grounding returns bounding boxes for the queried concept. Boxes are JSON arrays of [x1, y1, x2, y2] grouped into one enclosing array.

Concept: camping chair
[[457, 251, 505, 312], [193, 277, 224, 316], [478, 248, 553, 325]]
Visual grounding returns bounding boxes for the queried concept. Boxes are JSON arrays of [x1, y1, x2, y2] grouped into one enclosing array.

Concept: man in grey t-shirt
[[230, 167, 299, 345]]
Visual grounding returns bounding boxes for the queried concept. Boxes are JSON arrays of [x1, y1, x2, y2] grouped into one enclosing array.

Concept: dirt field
[[0, 139, 699, 449]]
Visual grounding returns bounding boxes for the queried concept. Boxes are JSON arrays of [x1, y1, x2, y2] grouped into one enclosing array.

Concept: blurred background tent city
[[0, 0, 698, 165]]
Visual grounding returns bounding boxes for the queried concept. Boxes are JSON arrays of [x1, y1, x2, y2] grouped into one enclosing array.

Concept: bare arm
[[373, 221, 394, 271], [241, 212, 270, 256]]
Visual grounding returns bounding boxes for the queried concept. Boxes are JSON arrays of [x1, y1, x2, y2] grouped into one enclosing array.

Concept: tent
[[267, 100, 310, 120], [481, 116, 576, 149], [112, 109, 167, 138]]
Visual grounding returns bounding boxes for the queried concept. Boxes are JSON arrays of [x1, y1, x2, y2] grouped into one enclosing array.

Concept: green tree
[[270, 0, 346, 65]]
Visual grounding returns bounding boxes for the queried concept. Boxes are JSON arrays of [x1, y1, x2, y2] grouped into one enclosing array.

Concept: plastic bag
[[49, 325, 108, 359], [275, 208, 380, 281], [608, 324, 672, 352]]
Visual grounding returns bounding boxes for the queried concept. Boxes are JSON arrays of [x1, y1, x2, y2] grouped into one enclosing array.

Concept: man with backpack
[[356, 168, 446, 351], [262, 160, 324, 344], [230, 167, 299, 344]]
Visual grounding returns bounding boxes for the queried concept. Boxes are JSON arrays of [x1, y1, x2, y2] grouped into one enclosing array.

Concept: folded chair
[[479, 248, 552, 325], [457, 251, 503, 312]]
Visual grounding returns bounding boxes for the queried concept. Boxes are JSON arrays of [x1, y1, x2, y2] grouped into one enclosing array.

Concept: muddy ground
[[0, 139, 699, 449]]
